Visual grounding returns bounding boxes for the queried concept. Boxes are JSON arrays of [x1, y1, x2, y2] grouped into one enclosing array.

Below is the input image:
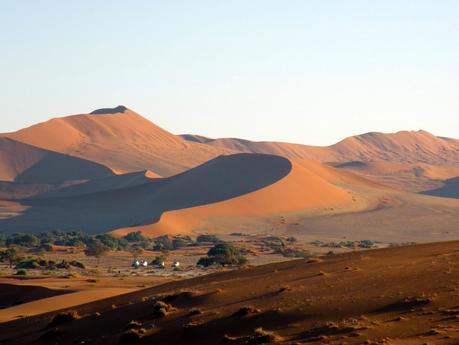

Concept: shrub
[[198, 242, 247, 267], [15, 258, 41, 269], [232, 306, 261, 317], [279, 248, 311, 259], [196, 234, 220, 244], [39, 243, 53, 252], [6, 233, 40, 248], [84, 240, 109, 263], [123, 231, 146, 243], [48, 311, 80, 328], [0, 247, 24, 267], [69, 260, 85, 269], [153, 301, 174, 318], [15, 268, 27, 275], [172, 237, 189, 249], [247, 327, 280, 344], [95, 234, 128, 250], [152, 235, 174, 251]]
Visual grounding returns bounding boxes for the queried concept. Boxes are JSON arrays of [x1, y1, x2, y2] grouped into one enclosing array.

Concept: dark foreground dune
[[2, 241, 459, 344]]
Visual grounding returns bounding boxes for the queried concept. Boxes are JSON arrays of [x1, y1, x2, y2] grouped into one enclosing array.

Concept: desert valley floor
[[2, 106, 459, 344]]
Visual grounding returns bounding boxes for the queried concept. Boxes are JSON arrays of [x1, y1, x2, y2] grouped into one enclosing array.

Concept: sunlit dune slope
[[114, 157, 363, 237], [182, 130, 459, 165], [0, 154, 361, 234], [3, 106, 234, 177], [181, 131, 459, 193]]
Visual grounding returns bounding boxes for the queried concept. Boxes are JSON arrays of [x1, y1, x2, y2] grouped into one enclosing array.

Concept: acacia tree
[[0, 247, 23, 268], [84, 240, 109, 266]]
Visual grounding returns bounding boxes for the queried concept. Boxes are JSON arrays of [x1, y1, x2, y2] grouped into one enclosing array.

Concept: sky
[[1, 1, 458, 146]]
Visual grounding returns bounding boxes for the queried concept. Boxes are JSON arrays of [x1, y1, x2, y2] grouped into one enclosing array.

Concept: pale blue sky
[[1, 1, 458, 145]]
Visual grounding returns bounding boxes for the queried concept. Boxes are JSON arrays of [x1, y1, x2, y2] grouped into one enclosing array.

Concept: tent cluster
[[131, 259, 180, 269]]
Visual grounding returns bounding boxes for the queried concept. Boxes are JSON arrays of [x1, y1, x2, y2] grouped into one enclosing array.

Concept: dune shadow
[[421, 176, 459, 199], [15, 152, 115, 184], [0, 154, 292, 234]]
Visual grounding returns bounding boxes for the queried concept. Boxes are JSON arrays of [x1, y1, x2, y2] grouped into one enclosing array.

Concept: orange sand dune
[[0, 137, 114, 184], [182, 130, 459, 165], [181, 131, 459, 193], [0, 288, 136, 323], [0, 154, 368, 235], [114, 157, 368, 237], [4, 241, 459, 344], [3, 106, 234, 177], [333, 161, 459, 192]]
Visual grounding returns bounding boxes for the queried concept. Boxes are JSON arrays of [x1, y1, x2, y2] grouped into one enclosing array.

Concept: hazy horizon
[[1, 1, 458, 145]]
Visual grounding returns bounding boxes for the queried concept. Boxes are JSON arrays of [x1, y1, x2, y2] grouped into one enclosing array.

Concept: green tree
[[197, 242, 247, 267], [123, 231, 146, 243], [84, 240, 109, 266], [0, 247, 23, 268]]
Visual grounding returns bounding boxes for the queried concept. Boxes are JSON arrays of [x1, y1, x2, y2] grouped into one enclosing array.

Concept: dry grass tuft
[[153, 300, 175, 318], [188, 308, 204, 316], [247, 327, 282, 344], [232, 306, 261, 317], [48, 311, 80, 328]]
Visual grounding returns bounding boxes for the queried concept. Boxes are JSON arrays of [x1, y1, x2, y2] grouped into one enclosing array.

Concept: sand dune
[[3, 241, 459, 344], [3, 106, 234, 177], [182, 130, 459, 165], [333, 161, 459, 192], [115, 157, 368, 237], [0, 284, 71, 310], [0, 154, 362, 235], [0, 137, 114, 184], [181, 131, 459, 193]]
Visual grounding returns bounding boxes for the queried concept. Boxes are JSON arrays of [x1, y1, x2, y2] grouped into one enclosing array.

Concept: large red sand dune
[[182, 130, 459, 165], [0, 137, 114, 184], [3, 106, 233, 177], [116, 157, 371, 237], [0, 154, 365, 235], [182, 131, 459, 194]]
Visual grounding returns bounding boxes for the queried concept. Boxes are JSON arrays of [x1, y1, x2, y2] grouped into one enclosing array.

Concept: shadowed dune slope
[[422, 176, 459, 199], [3, 106, 234, 177], [113, 157, 361, 237], [0, 284, 71, 310], [0, 154, 358, 235], [3, 241, 459, 344], [0, 154, 293, 233], [0, 137, 114, 184]]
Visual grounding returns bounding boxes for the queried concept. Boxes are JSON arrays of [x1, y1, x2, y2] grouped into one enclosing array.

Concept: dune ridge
[[3, 106, 234, 177]]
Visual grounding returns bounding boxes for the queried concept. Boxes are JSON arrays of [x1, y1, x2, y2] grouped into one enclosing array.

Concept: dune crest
[[113, 157, 363, 237]]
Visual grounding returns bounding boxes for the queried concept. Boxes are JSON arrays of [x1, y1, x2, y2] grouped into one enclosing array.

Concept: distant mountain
[[3, 106, 233, 177]]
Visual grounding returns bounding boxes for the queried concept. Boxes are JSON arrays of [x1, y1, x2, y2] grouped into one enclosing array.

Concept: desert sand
[[3, 106, 234, 177], [182, 130, 459, 194], [2, 241, 459, 344]]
